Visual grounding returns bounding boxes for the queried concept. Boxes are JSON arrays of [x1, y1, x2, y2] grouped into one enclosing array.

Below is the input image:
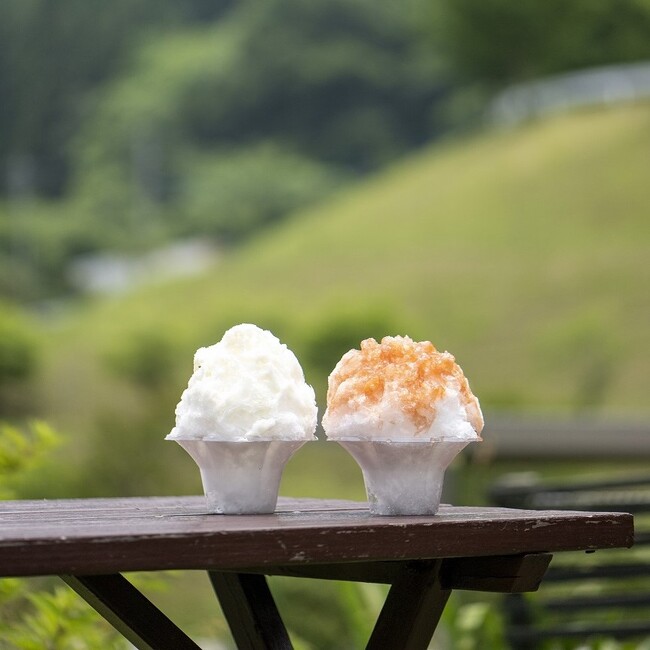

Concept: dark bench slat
[[525, 474, 650, 492], [491, 472, 649, 649], [546, 562, 650, 581], [508, 620, 650, 643], [529, 492, 650, 513], [494, 473, 650, 495], [633, 530, 650, 545], [489, 473, 650, 513], [542, 591, 650, 611]]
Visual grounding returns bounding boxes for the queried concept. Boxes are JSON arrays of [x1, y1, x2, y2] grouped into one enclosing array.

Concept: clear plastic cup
[[171, 439, 307, 514], [336, 439, 472, 515]]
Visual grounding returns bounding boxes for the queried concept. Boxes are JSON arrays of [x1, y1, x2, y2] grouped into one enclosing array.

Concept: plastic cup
[[171, 439, 307, 514], [336, 439, 472, 515]]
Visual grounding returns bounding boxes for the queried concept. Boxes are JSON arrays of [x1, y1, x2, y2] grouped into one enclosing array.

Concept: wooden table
[[0, 496, 634, 649]]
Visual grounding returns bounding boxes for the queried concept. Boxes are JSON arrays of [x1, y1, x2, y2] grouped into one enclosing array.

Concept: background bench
[[490, 472, 650, 649]]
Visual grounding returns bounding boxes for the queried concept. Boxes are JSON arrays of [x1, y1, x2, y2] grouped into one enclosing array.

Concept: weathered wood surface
[[0, 496, 633, 577], [228, 553, 553, 593]]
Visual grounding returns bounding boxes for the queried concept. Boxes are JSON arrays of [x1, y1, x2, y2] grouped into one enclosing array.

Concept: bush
[[298, 304, 408, 406], [0, 304, 40, 417], [104, 329, 178, 393], [302, 305, 406, 377], [0, 305, 38, 387], [0, 420, 129, 648], [179, 144, 348, 242]]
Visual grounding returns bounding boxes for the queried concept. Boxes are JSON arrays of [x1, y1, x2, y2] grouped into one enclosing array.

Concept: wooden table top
[[0, 496, 634, 577]]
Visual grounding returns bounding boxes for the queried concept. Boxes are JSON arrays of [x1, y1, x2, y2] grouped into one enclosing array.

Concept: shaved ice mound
[[167, 324, 317, 514], [323, 336, 483, 515]]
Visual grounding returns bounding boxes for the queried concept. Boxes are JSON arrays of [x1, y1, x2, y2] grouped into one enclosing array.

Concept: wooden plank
[[442, 553, 553, 593], [231, 553, 552, 593], [0, 496, 358, 520], [209, 572, 292, 650], [61, 574, 201, 650], [228, 561, 406, 584], [366, 560, 450, 650], [0, 497, 634, 577]]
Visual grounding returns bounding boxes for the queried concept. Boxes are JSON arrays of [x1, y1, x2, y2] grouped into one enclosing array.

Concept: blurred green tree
[[0, 0, 234, 198], [5, 0, 650, 303], [180, 143, 347, 241], [68, 0, 444, 247], [434, 0, 650, 86], [0, 420, 129, 648], [0, 303, 39, 416]]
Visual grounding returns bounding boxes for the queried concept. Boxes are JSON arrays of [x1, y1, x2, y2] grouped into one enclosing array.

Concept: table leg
[[209, 571, 293, 650], [366, 560, 451, 650], [61, 574, 201, 650]]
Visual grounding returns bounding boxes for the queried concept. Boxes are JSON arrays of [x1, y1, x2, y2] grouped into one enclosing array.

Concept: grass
[[38, 103, 650, 444], [16, 103, 645, 497], [22, 100, 648, 504], [10, 101, 650, 647]]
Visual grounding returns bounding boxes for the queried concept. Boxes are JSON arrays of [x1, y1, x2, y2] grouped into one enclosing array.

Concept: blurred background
[[1, 0, 649, 647]]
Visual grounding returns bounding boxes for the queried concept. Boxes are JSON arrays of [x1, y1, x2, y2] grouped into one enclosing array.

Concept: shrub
[[0, 305, 38, 388], [0, 420, 129, 648]]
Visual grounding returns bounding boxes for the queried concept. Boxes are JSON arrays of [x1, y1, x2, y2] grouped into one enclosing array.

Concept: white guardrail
[[489, 61, 650, 126]]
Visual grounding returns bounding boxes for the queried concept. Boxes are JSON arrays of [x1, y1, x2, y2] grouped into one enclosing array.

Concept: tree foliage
[[0, 304, 38, 387], [435, 0, 650, 86], [68, 0, 443, 247], [0, 0, 233, 197], [2, 0, 650, 302], [0, 421, 129, 648]]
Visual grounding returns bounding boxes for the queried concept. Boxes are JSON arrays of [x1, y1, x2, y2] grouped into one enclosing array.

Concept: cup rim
[[166, 434, 316, 443], [327, 436, 481, 444]]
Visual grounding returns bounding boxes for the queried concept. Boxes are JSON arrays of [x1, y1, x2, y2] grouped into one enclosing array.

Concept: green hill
[[39, 104, 650, 461], [20, 104, 650, 644]]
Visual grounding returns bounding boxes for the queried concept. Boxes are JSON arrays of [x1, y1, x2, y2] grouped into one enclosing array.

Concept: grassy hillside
[[34, 104, 650, 495], [19, 104, 649, 647]]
